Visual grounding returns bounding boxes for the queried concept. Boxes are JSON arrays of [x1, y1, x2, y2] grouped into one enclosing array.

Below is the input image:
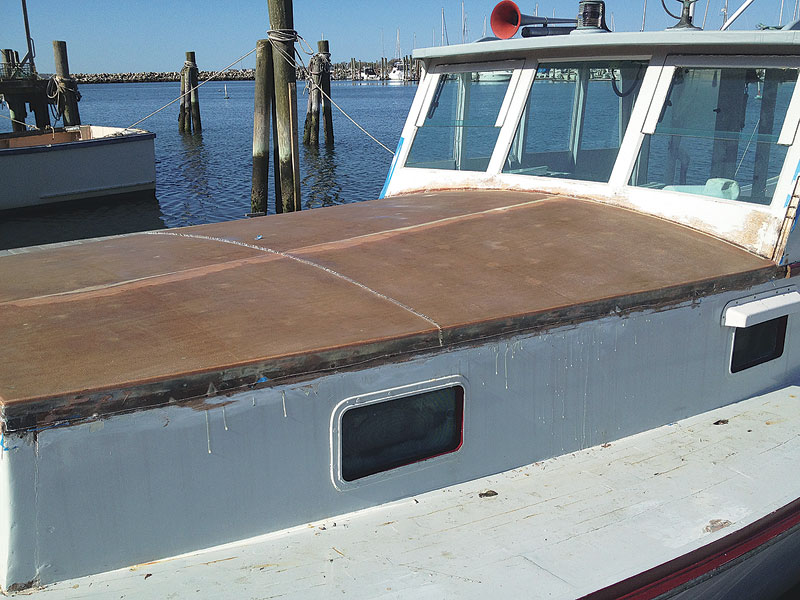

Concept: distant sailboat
[[223, 84, 230, 99]]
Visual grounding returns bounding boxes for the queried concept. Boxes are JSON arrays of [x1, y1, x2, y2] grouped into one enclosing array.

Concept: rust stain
[[200, 557, 237, 566], [1, 254, 281, 309], [293, 197, 554, 257], [704, 519, 732, 533]]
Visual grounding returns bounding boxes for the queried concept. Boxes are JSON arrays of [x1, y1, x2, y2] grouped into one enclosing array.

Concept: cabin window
[[731, 315, 788, 373], [340, 386, 464, 481], [504, 60, 647, 182], [406, 71, 512, 171], [632, 67, 798, 204]]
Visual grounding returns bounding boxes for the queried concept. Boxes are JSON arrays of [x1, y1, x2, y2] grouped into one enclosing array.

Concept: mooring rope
[[0, 111, 38, 130], [267, 29, 395, 155], [125, 47, 258, 130], [46, 74, 81, 123]]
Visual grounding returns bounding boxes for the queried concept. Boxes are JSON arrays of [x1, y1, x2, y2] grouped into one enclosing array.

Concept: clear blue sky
[[1, 0, 797, 74]]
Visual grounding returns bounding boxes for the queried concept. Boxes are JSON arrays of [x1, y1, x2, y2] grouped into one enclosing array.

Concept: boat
[[3, 0, 800, 597], [0, 124, 156, 211], [223, 83, 230, 98], [362, 66, 379, 80], [388, 59, 405, 81]]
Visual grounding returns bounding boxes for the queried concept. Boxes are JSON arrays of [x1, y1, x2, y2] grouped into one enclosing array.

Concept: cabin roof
[[413, 30, 800, 62], [0, 191, 778, 430]]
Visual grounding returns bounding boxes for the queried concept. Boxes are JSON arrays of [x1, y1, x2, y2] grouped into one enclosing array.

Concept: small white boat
[[388, 60, 405, 81], [223, 83, 230, 98], [0, 124, 155, 210]]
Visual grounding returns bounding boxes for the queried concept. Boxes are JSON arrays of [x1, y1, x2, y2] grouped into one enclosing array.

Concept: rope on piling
[[268, 30, 395, 155], [125, 47, 258, 130], [46, 74, 81, 123]]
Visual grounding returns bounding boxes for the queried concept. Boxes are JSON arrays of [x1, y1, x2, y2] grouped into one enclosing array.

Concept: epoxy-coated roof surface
[[0, 191, 776, 420]]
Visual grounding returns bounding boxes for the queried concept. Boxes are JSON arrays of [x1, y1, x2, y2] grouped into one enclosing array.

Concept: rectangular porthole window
[[340, 386, 464, 482], [731, 316, 788, 373]]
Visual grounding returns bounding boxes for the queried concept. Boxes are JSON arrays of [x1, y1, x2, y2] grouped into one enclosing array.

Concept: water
[[0, 80, 416, 249]]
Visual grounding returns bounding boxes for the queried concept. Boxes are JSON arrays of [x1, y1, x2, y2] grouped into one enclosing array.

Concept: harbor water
[[0, 80, 416, 250]]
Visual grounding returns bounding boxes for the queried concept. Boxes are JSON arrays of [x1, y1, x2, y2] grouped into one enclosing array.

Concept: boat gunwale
[[0, 130, 155, 156]]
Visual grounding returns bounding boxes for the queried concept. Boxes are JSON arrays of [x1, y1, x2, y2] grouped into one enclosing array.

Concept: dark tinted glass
[[731, 316, 787, 373], [341, 386, 464, 481]]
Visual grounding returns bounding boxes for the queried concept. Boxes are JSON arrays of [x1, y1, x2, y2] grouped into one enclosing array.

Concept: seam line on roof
[[144, 231, 445, 346]]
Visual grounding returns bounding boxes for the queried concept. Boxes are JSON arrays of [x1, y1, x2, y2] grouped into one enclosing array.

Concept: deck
[[0, 190, 778, 430]]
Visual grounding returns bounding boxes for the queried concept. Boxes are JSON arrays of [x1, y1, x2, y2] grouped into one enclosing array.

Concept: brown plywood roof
[[0, 191, 778, 427]]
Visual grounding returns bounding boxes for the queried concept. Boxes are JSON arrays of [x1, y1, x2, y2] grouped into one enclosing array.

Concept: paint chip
[[704, 519, 732, 533]]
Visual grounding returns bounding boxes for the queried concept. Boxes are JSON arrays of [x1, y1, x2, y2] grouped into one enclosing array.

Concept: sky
[[1, 0, 798, 74]]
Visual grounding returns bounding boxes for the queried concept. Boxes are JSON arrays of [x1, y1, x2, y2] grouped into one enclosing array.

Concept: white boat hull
[[0, 125, 155, 211]]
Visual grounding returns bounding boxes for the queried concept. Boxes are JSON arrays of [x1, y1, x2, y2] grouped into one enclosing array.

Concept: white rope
[[268, 30, 395, 155], [125, 47, 258, 130], [0, 111, 37, 130]]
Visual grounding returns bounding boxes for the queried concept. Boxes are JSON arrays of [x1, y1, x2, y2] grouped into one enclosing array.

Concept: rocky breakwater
[[74, 69, 257, 84]]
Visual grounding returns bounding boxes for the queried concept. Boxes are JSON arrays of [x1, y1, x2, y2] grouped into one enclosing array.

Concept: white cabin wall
[[5, 278, 800, 587]]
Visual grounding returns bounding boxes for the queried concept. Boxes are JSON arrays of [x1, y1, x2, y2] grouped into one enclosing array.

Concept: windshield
[[504, 60, 647, 182], [405, 70, 513, 171], [631, 66, 798, 204]]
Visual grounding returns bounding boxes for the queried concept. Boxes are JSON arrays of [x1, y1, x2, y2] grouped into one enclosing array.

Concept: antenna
[[19, 0, 37, 72], [721, 0, 756, 30]]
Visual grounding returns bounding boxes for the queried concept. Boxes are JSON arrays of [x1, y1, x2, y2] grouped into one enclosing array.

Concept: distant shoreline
[[73, 70, 256, 84]]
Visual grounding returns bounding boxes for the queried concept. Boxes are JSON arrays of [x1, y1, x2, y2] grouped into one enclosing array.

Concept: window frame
[[627, 55, 800, 215], [330, 376, 467, 490]]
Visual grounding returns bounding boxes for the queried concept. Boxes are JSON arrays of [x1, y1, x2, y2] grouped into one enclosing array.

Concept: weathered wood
[[319, 40, 334, 146], [187, 51, 202, 133], [30, 95, 50, 129], [251, 40, 273, 215], [268, 0, 300, 212], [52, 40, 80, 126], [272, 83, 283, 214], [178, 70, 186, 132], [6, 97, 27, 132], [302, 55, 321, 146], [183, 68, 192, 132], [289, 81, 302, 211]]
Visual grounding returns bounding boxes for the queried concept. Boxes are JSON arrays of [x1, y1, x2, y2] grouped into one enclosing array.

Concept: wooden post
[[183, 67, 192, 132], [178, 70, 187, 132], [318, 40, 334, 146], [268, 0, 301, 212], [272, 83, 283, 214], [31, 96, 50, 129], [52, 41, 80, 126], [289, 82, 302, 212], [303, 54, 321, 146], [251, 39, 273, 215], [187, 51, 202, 133], [6, 97, 27, 132]]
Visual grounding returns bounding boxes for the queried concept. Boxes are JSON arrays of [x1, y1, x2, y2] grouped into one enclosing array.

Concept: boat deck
[[23, 385, 800, 599], [0, 191, 778, 430]]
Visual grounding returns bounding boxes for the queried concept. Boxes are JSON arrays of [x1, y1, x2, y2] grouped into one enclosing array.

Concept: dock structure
[[179, 51, 201, 133]]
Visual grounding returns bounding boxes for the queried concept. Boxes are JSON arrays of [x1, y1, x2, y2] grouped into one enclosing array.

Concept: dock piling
[[52, 41, 80, 126], [251, 39, 274, 215], [178, 51, 201, 133], [302, 52, 321, 146], [268, 0, 301, 212], [318, 40, 334, 146]]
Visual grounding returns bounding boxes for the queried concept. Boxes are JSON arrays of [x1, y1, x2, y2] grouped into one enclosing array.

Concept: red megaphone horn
[[490, 1, 576, 39]]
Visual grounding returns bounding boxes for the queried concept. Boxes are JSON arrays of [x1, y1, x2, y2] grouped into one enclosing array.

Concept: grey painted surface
[[3, 277, 799, 587]]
